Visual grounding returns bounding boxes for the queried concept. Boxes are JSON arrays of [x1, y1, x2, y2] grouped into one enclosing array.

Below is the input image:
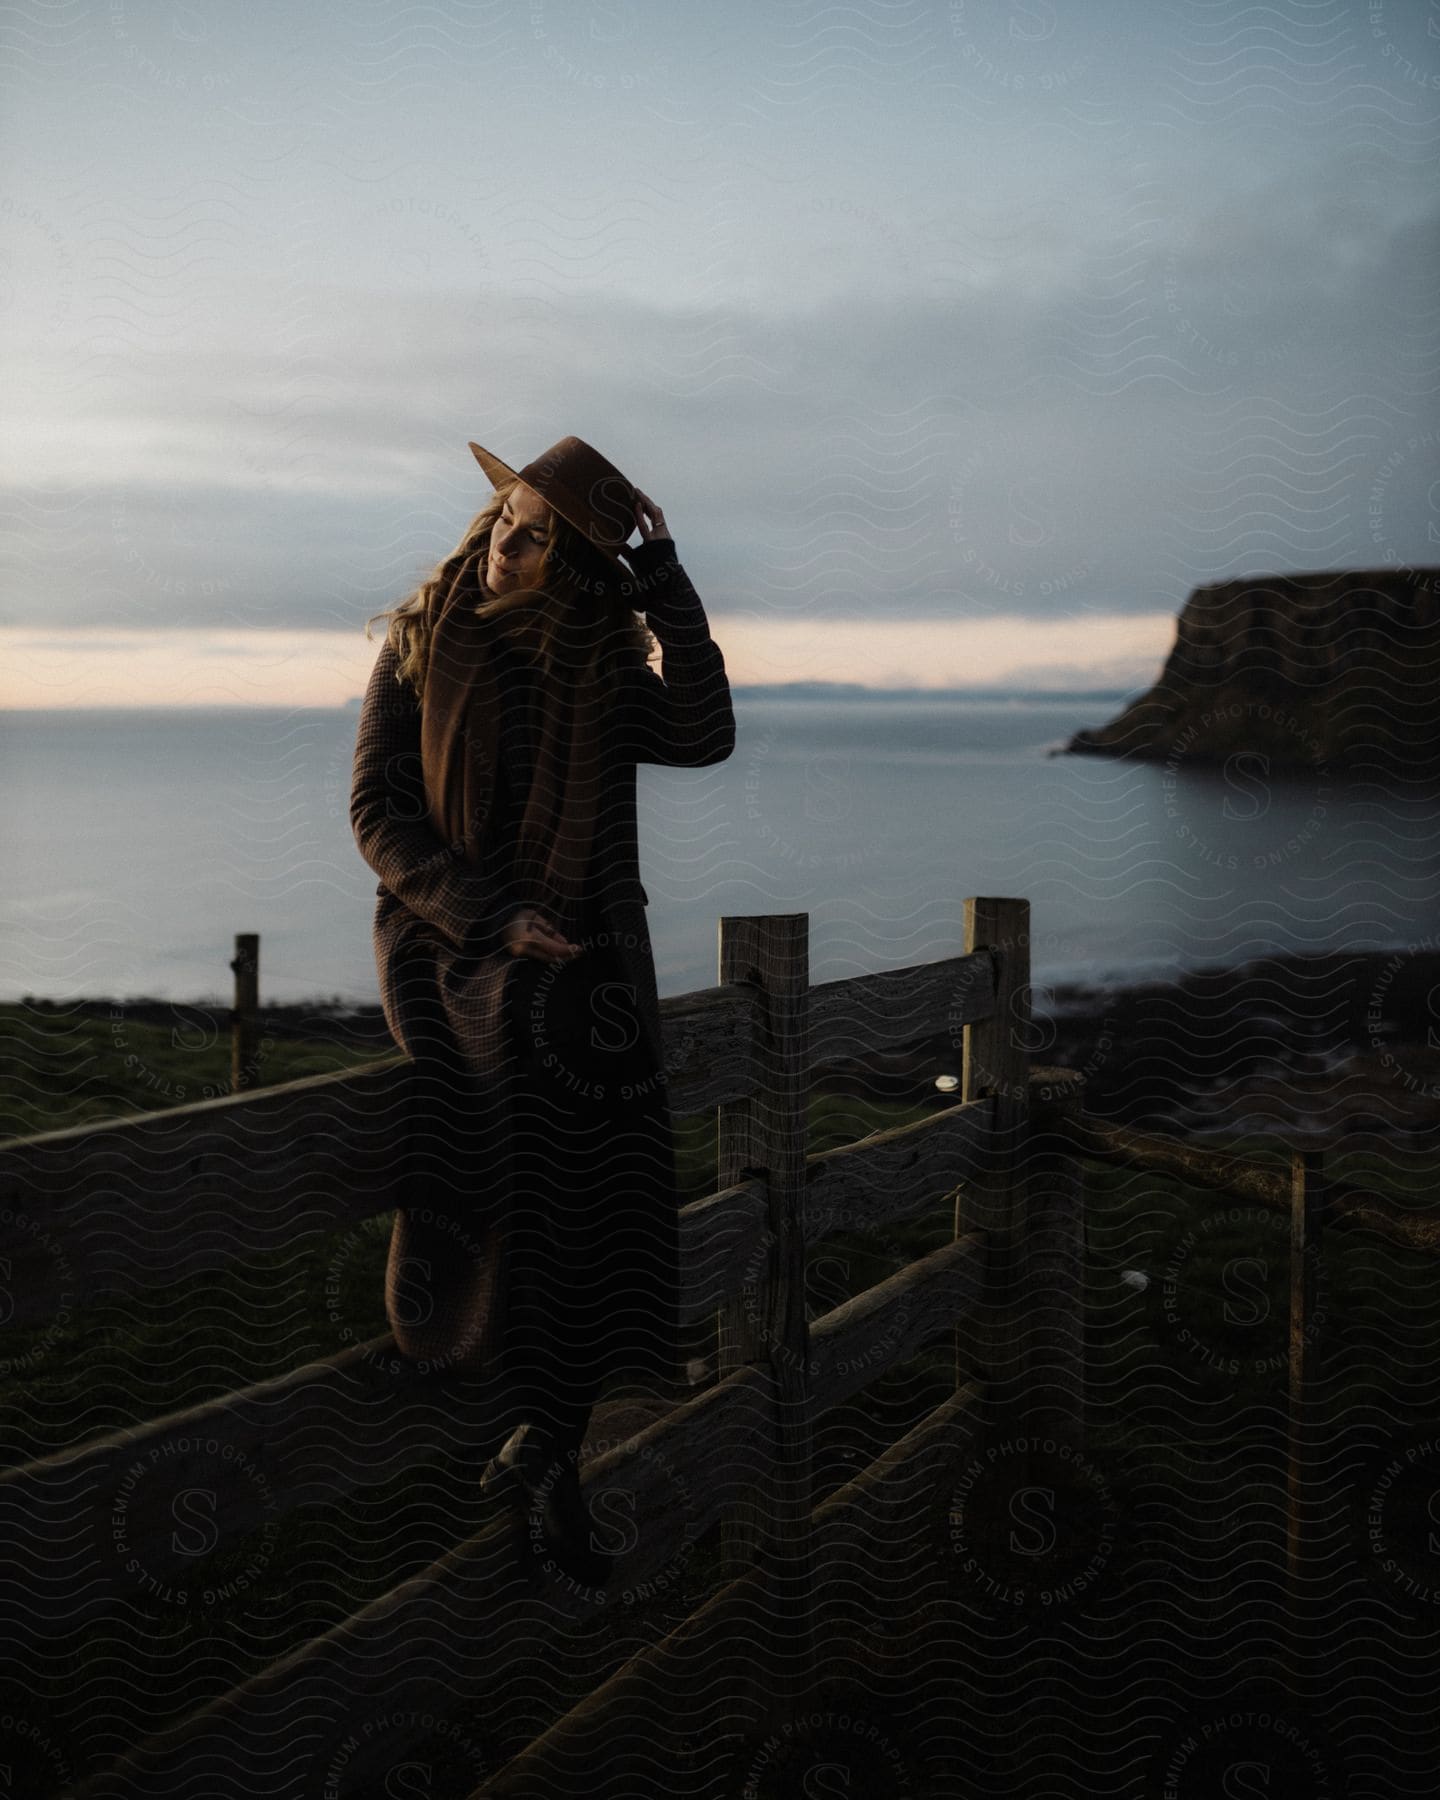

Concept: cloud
[[3, 157, 1434, 640]]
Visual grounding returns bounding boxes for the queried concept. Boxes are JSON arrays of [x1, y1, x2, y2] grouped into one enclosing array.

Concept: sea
[[5, 695, 1439, 1013]]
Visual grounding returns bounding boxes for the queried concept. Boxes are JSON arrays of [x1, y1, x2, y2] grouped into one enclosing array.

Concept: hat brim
[[468, 441, 523, 492], [467, 439, 634, 576]]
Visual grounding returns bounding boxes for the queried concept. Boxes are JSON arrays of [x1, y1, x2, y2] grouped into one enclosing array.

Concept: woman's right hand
[[501, 907, 584, 962]]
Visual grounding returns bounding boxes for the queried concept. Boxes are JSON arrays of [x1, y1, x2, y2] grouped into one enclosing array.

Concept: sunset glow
[[0, 613, 1175, 709]]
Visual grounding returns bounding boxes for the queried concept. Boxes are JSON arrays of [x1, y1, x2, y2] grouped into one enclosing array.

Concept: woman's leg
[[503, 934, 683, 1448], [500, 937, 672, 1442], [495, 947, 684, 1585], [384, 949, 506, 1370], [501, 957, 607, 1449]]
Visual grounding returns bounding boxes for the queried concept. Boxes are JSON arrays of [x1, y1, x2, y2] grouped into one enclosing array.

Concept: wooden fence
[[0, 899, 1433, 1796]]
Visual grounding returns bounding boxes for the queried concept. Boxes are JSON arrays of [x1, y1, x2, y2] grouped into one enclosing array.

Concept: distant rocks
[[1065, 568, 1440, 774]]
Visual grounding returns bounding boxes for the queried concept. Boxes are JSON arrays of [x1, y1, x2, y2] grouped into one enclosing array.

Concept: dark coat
[[349, 539, 735, 1383]]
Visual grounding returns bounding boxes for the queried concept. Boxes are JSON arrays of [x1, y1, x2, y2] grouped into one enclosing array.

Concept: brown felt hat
[[468, 435, 637, 574]]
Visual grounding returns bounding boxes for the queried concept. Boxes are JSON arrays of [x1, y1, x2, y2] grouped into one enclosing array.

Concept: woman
[[349, 435, 734, 1587]]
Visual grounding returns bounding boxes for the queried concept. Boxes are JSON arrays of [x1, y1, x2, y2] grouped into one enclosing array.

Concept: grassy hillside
[[0, 999, 389, 1141]]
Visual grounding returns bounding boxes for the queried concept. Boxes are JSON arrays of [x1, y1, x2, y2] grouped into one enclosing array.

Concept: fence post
[[230, 932, 260, 1094], [957, 897, 1032, 1426], [716, 912, 815, 1716], [1286, 1144, 1326, 1691]]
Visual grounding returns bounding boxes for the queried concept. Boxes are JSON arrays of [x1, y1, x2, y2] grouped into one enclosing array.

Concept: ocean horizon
[[6, 684, 1145, 714], [5, 692, 1436, 1010]]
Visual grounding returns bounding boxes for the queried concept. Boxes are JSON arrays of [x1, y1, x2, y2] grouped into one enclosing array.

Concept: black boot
[[482, 1421, 614, 1589], [479, 1421, 557, 1503], [530, 1442, 616, 1590]]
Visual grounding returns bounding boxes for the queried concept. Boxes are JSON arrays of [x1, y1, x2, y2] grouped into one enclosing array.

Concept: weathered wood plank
[[805, 1094, 995, 1242], [1056, 1111, 1440, 1257], [658, 982, 760, 1112], [809, 1233, 985, 1416], [676, 1176, 767, 1321], [470, 1385, 986, 1799], [808, 949, 996, 1066], [1320, 1184, 1440, 1257], [683, 1089, 999, 1329], [1055, 1111, 1290, 1207], [69, 1363, 774, 1800], [809, 1381, 984, 1670], [0, 1334, 509, 1650], [229, 932, 260, 1095], [0, 1060, 413, 1323]]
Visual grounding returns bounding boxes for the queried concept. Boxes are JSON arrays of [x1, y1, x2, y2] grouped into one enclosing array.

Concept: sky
[[3, 0, 1437, 705]]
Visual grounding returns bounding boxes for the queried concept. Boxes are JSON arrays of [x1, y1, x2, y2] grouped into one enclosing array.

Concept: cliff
[[1065, 568, 1440, 773]]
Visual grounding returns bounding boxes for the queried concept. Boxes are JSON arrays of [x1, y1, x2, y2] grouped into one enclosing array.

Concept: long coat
[[349, 539, 735, 1387]]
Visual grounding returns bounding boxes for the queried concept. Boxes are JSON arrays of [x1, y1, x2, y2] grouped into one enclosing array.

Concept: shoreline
[[10, 944, 1436, 1025], [10, 947, 1440, 1148]]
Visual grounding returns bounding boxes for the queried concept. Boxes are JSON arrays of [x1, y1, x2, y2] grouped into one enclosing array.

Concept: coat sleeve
[[619, 540, 736, 769], [349, 638, 518, 957]]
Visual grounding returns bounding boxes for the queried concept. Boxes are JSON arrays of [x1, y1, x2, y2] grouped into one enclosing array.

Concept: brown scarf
[[419, 577, 606, 946]]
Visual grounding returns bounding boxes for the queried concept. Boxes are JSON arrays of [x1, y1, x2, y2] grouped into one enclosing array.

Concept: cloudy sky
[[3, 0, 1436, 705]]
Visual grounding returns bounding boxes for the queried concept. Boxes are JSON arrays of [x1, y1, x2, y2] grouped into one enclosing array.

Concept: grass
[[0, 1000, 387, 1142], [5, 1031, 1440, 1793]]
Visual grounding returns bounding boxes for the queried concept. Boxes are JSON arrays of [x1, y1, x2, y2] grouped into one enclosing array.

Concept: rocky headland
[[1065, 568, 1440, 774]]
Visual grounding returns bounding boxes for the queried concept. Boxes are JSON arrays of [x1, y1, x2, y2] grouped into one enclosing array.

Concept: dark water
[[4, 699, 1438, 1005]]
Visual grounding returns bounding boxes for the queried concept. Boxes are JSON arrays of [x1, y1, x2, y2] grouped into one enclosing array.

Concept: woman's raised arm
[[619, 538, 736, 768], [349, 639, 518, 957]]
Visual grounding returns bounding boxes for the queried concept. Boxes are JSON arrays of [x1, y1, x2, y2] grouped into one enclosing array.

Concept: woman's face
[[487, 482, 552, 594]]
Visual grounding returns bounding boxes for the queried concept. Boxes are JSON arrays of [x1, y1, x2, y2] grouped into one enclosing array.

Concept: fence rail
[[1, 904, 1432, 1796], [1056, 1110, 1440, 1256]]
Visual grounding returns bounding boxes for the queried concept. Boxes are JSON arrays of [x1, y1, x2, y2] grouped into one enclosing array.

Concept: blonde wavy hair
[[365, 482, 658, 703]]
